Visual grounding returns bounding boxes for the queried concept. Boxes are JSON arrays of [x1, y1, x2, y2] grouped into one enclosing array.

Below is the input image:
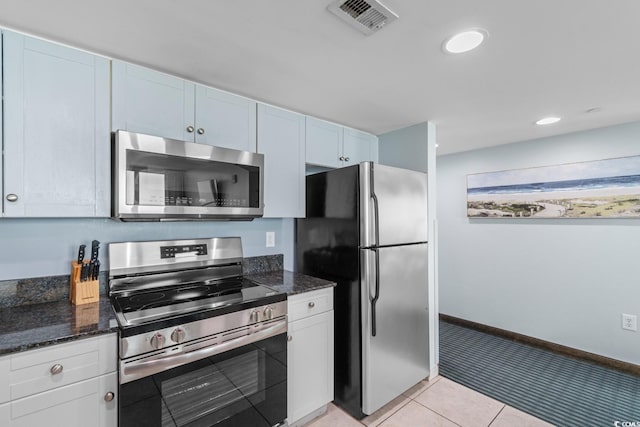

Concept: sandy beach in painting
[[467, 185, 640, 218]]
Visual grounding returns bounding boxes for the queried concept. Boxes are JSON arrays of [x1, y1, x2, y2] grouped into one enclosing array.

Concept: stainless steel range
[[108, 237, 287, 427]]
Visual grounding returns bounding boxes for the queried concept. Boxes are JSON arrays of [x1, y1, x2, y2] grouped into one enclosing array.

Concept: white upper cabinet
[[257, 104, 305, 218], [2, 31, 110, 217], [306, 117, 343, 168], [306, 117, 378, 168], [111, 61, 195, 142], [343, 127, 378, 166], [194, 84, 256, 151], [112, 61, 257, 152]]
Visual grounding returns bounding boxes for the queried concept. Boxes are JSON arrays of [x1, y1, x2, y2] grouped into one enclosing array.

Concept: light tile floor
[[306, 377, 554, 427]]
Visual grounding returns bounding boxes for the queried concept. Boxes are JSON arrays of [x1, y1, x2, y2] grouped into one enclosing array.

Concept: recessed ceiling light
[[443, 29, 488, 54], [535, 116, 561, 125]]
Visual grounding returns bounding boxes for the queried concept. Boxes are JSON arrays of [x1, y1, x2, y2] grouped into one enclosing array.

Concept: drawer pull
[[104, 392, 115, 402], [308, 301, 315, 308], [287, 335, 293, 342], [50, 364, 63, 375]]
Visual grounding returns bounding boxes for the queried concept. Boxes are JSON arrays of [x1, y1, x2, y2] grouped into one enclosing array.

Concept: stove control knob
[[149, 333, 166, 350], [263, 306, 273, 320], [250, 309, 260, 323], [171, 328, 186, 344]]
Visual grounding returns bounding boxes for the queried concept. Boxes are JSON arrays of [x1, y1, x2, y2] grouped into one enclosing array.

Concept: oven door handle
[[120, 319, 287, 384]]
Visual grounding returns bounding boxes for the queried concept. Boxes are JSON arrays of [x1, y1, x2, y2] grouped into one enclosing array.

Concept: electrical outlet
[[266, 231, 275, 248], [622, 314, 637, 331]]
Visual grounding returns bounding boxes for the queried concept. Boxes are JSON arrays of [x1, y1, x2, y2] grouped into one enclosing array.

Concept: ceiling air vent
[[327, 0, 398, 36]]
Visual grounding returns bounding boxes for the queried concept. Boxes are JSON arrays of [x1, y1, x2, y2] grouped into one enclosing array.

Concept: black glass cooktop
[[111, 277, 282, 327], [114, 277, 248, 313]]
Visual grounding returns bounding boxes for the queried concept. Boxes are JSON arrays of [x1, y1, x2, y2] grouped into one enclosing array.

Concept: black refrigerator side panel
[[295, 165, 365, 419]]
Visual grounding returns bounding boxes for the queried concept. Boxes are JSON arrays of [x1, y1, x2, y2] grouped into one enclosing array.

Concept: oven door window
[[120, 334, 286, 427]]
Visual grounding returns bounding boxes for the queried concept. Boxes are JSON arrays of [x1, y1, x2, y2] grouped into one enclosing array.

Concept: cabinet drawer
[[288, 288, 333, 322], [3, 333, 116, 401]]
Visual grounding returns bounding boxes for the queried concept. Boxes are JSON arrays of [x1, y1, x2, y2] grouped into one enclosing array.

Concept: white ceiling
[[1, 0, 639, 155]]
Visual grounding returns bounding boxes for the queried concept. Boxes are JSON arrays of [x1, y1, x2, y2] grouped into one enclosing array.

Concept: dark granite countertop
[[246, 270, 336, 296], [0, 266, 332, 357], [0, 298, 118, 356]]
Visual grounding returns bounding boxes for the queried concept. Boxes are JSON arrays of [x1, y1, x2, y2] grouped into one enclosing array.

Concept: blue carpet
[[439, 320, 640, 427]]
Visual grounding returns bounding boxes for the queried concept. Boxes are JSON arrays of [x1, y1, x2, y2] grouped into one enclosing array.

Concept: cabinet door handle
[[50, 364, 63, 375], [6, 194, 18, 202], [287, 335, 293, 342], [339, 156, 345, 161], [104, 392, 115, 402], [345, 157, 350, 162], [308, 301, 315, 308], [197, 128, 205, 135], [186, 125, 195, 133]]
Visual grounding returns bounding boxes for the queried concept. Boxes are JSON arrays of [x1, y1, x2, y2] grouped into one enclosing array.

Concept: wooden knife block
[[70, 261, 100, 305], [73, 302, 100, 331]]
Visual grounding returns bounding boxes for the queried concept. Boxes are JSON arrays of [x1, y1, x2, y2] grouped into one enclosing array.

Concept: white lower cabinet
[[287, 288, 334, 426], [0, 372, 116, 427], [0, 333, 117, 427]]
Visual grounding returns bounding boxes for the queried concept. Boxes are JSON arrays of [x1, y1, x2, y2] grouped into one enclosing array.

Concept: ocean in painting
[[468, 174, 640, 196]]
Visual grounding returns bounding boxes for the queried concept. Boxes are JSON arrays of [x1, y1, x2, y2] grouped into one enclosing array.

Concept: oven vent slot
[[221, 326, 251, 343], [327, 0, 398, 35]]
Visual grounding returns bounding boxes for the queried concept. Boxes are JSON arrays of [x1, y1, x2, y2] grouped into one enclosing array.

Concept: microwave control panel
[[160, 244, 208, 259]]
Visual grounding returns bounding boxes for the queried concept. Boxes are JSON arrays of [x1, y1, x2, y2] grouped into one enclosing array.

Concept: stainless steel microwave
[[112, 131, 264, 221]]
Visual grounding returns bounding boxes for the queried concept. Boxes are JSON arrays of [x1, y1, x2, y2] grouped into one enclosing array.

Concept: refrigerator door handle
[[370, 165, 380, 247], [371, 248, 380, 337]]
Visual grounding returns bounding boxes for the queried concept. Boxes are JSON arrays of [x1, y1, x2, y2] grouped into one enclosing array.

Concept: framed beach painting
[[467, 155, 640, 218]]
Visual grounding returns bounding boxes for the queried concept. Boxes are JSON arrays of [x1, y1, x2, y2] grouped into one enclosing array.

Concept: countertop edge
[[0, 327, 119, 356]]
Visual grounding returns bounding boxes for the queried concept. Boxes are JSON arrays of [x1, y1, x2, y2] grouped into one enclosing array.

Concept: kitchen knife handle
[[93, 260, 100, 280], [77, 244, 86, 264], [90, 240, 100, 260]]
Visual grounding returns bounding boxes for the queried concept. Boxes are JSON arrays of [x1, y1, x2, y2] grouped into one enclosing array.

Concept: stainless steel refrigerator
[[296, 162, 429, 419]]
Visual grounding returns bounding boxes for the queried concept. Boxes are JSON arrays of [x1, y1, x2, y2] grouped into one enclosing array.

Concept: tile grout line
[[360, 377, 443, 427], [367, 398, 412, 426], [410, 396, 464, 427], [406, 377, 466, 427], [487, 404, 507, 427]]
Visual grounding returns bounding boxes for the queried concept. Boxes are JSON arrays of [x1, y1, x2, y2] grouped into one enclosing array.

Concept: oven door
[[119, 333, 287, 427]]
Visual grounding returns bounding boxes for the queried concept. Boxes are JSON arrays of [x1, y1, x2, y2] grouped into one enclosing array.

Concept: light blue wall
[[0, 218, 292, 280], [437, 121, 640, 365], [379, 122, 430, 173]]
